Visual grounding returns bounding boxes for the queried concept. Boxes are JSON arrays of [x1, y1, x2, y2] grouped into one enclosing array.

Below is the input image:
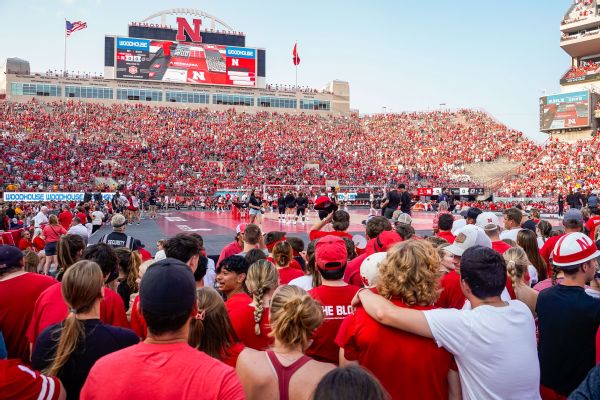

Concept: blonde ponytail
[[245, 260, 279, 336], [503, 247, 529, 288]]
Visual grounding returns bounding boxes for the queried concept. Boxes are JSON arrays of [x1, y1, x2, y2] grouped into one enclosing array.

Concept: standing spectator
[[503, 248, 539, 315], [432, 200, 450, 233], [309, 210, 353, 241], [33, 206, 49, 231], [480, 220, 511, 255], [307, 236, 358, 365], [499, 208, 523, 241], [31, 260, 139, 398], [236, 224, 263, 256], [296, 192, 309, 225], [217, 255, 251, 305], [539, 209, 584, 267], [248, 189, 262, 226], [188, 287, 245, 367], [557, 194, 564, 217], [114, 248, 141, 313], [217, 224, 245, 268], [66, 217, 89, 245], [516, 229, 547, 285], [90, 207, 104, 234], [313, 366, 387, 400], [0, 245, 55, 363], [163, 233, 201, 273], [272, 241, 304, 285], [436, 213, 456, 243], [81, 258, 245, 399], [337, 240, 456, 399], [57, 205, 72, 231], [98, 214, 139, 250], [229, 260, 278, 350], [236, 285, 334, 400], [398, 184, 412, 215], [353, 246, 541, 399], [537, 232, 600, 398], [40, 215, 67, 275]]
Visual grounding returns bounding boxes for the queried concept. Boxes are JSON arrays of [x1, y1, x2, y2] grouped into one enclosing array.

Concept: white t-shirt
[[203, 258, 216, 289], [424, 300, 540, 400], [67, 224, 89, 241], [288, 275, 314, 291], [33, 212, 48, 228], [92, 211, 104, 225], [499, 228, 522, 242]]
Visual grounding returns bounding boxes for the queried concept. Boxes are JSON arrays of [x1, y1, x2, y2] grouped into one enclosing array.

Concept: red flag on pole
[[293, 43, 300, 66]]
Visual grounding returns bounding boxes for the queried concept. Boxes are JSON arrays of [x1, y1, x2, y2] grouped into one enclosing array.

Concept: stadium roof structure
[[141, 8, 235, 31]]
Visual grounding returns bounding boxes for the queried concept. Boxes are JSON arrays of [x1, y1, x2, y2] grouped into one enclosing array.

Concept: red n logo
[[176, 18, 202, 42]]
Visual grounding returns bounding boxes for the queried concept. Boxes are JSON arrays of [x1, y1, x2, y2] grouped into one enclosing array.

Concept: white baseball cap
[[360, 252, 387, 288], [475, 212, 500, 230], [551, 232, 600, 268], [445, 225, 479, 257]]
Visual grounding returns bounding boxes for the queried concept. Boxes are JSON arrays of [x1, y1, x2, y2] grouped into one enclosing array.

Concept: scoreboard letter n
[[176, 18, 202, 42]]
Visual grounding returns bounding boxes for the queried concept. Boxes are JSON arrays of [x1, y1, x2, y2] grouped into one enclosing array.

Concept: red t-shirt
[[0, 359, 62, 400], [336, 298, 453, 400], [76, 212, 87, 225], [217, 241, 243, 268], [18, 238, 33, 251], [307, 284, 359, 364], [227, 292, 272, 350], [267, 256, 303, 270], [277, 266, 305, 285], [344, 252, 369, 288], [130, 295, 147, 339], [221, 342, 245, 368], [41, 224, 66, 243], [309, 230, 353, 241], [435, 270, 466, 309], [80, 342, 245, 400], [27, 283, 129, 347], [0, 273, 56, 362], [491, 240, 512, 254], [437, 231, 456, 244], [539, 234, 563, 268], [586, 216, 600, 242], [58, 210, 73, 230]]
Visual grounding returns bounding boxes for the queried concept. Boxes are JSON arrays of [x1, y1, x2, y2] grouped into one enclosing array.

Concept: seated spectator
[[272, 241, 304, 284], [188, 287, 245, 367], [81, 258, 244, 399], [18, 230, 34, 251], [309, 211, 353, 241], [32, 260, 139, 398], [236, 285, 334, 400]]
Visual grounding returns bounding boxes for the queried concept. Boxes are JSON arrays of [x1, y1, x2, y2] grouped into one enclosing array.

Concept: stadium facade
[[540, 0, 600, 141], [0, 9, 350, 115]]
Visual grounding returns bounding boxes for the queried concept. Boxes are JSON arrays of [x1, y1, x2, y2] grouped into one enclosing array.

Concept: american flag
[[66, 20, 87, 37]]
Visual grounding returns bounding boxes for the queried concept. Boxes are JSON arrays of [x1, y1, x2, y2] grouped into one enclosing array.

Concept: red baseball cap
[[373, 231, 402, 253], [315, 235, 348, 271]]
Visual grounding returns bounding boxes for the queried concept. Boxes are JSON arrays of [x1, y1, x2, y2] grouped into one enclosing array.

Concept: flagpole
[[64, 18, 67, 77], [295, 41, 298, 88]]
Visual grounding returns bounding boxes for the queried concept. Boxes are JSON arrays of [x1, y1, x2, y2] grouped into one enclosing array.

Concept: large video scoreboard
[[539, 90, 590, 131], [115, 37, 256, 87]]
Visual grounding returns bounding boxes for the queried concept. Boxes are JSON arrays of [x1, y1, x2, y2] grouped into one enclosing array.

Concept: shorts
[[249, 208, 261, 216], [278, 207, 286, 214], [297, 208, 306, 216], [45, 241, 58, 256]]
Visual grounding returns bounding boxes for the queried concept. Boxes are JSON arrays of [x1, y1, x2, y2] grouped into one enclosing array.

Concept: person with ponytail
[[273, 241, 304, 285], [31, 260, 138, 398], [188, 287, 244, 367], [236, 285, 334, 400], [229, 260, 279, 350], [114, 248, 141, 313], [503, 247, 538, 315], [56, 234, 86, 282]]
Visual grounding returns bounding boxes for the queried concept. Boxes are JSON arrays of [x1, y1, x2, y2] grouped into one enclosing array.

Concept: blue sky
[[0, 1, 572, 142]]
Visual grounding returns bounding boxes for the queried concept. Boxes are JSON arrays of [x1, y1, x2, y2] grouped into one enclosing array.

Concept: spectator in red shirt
[[1, 355, 66, 400], [40, 215, 67, 275], [337, 240, 457, 399], [477, 213, 511, 254], [0, 245, 56, 363], [435, 244, 466, 309], [188, 287, 245, 367], [217, 255, 251, 307], [436, 213, 456, 244], [27, 242, 129, 348], [309, 210, 353, 241], [81, 258, 245, 399], [539, 209, 584, 270], [307, 236, 359, 365], [18, 230, 35, 251], [229, 259, 278, 350], [272, 241, 304, 285], [57, 205, 72, 231], [217, 224, 246, 269]]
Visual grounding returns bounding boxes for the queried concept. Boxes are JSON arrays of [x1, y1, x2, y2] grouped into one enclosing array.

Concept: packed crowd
[[1, 101, 540, 196], [562, 61, 600, 79], [562, 0, 596, 25], [2, 196, 600, 400]]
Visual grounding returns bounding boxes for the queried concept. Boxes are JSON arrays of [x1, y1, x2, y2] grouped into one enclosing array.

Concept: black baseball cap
[[466, 207, 483, 221], [0, 246, 23, 269], [140, 258, 196, 316]]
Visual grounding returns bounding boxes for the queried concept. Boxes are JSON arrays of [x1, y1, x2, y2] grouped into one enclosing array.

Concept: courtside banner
[[3, 192, 115, 202]]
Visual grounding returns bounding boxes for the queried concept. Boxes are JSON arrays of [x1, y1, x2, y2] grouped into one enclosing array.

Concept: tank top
[[265, 350, 312, 400]]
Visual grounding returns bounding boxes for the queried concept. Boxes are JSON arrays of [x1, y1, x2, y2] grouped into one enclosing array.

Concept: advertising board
[[115, 37, 256, 87], [3, 192, 114, 202]]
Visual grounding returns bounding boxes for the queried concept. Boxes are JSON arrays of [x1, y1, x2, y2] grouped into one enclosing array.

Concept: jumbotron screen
[[539, 91, 590, 131], [115, 37, 256, 87]]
